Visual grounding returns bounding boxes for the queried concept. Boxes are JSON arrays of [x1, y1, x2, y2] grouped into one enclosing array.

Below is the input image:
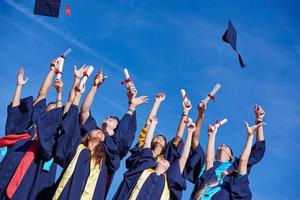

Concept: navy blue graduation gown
[[113, 146, 186, 200], [54, 105, 120, 200], [80, 111, 137, 160], [0, 97, 57, 200], [191, 140, 266, 199], [164, 139, 206, 184]]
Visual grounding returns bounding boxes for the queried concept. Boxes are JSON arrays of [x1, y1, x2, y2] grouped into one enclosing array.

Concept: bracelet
[[182, 113, 188, 117], [57, 100, 62, 102], [256, 120, 262, 124]]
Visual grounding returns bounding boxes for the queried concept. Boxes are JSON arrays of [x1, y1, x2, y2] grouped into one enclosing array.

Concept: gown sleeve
[[54, 105, 82, 168], [36, 107, 62, 161], [184, 144, 206, 183], [5, 96, 33, 135], [167, 159, 187, 200], [114, 112, 137, 160]]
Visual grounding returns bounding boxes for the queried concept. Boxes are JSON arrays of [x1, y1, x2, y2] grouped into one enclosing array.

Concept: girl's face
[[216, 144, 233, 161], [89, 128, 105, 142], [152, 136, 166, 149]]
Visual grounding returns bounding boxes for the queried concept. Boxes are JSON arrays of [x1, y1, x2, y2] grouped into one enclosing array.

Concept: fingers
[[244, 121, 250, 129], [138, 96, 149, 104], [24, 77, 29, 84]]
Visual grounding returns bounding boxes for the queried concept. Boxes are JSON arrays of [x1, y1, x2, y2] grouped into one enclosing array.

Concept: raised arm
[[192, 101, 206, 150], [179, 119, 195, 173], [205, 125, 218, 171], [144, 116, 158, 148], [53, 79, 63, 108], [239, 122, 264, 175], [254, 105, 265, 142], [146, 93, 165, 128], [63, 65, 88, 114], [34, 59, 57, 105], [137, 93, 163, 147], [80, 68, 107, 124], [173, 97, 192, 146], [12, 68, 29, 107]]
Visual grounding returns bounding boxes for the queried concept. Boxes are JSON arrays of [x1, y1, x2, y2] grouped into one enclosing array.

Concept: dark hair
[[47, 102, 56, 106], [81, 128, 106, 166], [151, 134, 168, 155]]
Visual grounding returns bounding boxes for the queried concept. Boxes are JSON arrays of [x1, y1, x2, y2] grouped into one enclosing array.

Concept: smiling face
[[216, 144, 233, 162], [151, 135, 167, 151], [88, 128, 105, 143]]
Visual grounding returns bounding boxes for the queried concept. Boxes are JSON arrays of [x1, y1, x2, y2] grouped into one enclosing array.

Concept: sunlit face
[[102, 116, 119, 135], [46, 103, 56, 111], [152, 135, 166, 150], [156, 158, 170, 173], [88, 128, 105, 142], [216, 144, 233, 161]]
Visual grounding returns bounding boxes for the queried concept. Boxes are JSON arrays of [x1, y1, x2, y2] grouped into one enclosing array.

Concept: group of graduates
[[0, 58, 266, 200]]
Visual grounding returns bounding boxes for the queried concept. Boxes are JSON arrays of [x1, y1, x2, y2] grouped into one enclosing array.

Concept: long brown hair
[[81, 129, 106, 167]]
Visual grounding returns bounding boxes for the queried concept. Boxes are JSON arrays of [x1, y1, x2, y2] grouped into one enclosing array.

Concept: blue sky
[[0, 0, 299, 199]]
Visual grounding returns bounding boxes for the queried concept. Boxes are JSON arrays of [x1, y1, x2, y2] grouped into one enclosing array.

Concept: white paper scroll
[[211, 118, 228, 131], [203, 83, 221, 104], [122, 68, 134, 87], [181, 89, 188, 105], [123, 68, 130, 80], [79, 66, 94, 90], [56, 48, 72, 79]]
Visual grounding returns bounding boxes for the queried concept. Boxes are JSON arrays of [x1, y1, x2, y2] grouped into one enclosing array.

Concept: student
[[136, 93, 193, 163], [0, 66, 63, 200], [53, 69, 147, 200], [113, 116, 196, 200], [79, 69, 148, 160], [191, 106, 266, 200]]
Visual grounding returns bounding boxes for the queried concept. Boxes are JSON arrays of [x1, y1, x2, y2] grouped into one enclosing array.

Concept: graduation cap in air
[[222, 20, 246, 68], [34, 0, 61, 18]]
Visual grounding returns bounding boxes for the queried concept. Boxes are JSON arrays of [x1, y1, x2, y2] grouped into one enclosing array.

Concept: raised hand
[[74, 64, 88, 79], [17, 68, 29, 86], [197, 101, 206, 117], [186, 118, 196, 134], [207, 124, 218, 136], [54, 78, 63, 93], [50, 58, 59, 71], [155, 93, 166, 103], [183, 98, 192, 113], [130, 95, 148, 108], [254, 105, 265, 121], [245, 121, 265, 136], [93, 68, 108, 87], [75, 81, 86, 94]]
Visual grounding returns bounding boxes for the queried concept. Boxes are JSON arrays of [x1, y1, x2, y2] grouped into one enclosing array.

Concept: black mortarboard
[[34, 0, 61, 18], [222, 20, 246, 68]]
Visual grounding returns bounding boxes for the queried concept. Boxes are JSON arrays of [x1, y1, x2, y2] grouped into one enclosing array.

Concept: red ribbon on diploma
[[208, 94, 215, 102], [120, 78, 132, 85]]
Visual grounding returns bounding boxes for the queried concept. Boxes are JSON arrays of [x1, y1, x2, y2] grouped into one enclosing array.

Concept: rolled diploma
[[211, 118, 228, 131], [62, 48, 72, 58], [56, 57, 64, 79], [79, 66, 94, 90], [181, 89, 188, 104], [123, 68, 133, 86], [123, 68, 130, 80], [203, 83, 221, 104]]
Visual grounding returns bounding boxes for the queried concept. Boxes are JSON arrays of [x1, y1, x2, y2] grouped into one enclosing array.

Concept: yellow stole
[[128, 168, 170, 200], [52, 144, 102, 200]]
